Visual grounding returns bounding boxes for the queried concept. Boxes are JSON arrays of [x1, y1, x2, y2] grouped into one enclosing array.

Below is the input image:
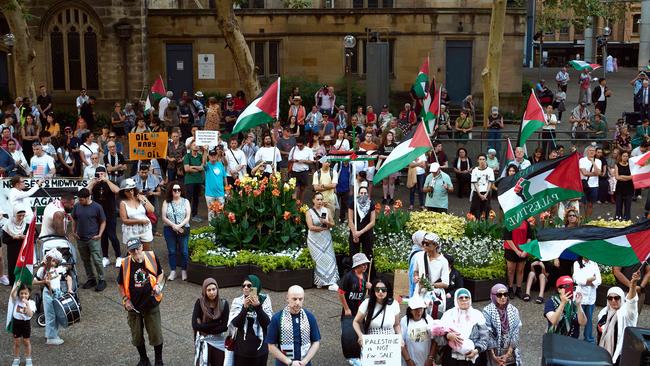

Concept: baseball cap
[[430, 162, 440, 173], [127, 238, 143, 251]]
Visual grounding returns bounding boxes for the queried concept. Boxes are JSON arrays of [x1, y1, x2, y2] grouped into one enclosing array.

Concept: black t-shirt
[[379, 143, 397, 157], [37, 94, 52, 111], [544, 297, 580, 338], [345, 125, 364, 140], [347, 198, 375, 234], [338, 270, 367, 317], [117, 255, 163, 312], [92, 181, 116, 218]]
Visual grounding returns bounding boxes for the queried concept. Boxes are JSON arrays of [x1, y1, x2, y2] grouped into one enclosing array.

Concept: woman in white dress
[[119, 178, 154, 253], [353, 277, 402, 343], [305, 192, 339, 291]]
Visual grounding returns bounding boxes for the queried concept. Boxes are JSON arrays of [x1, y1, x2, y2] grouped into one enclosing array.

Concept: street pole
[[538, 35, 543, 80], [346, 53, 351, 117], [603, 42, 607, 79], [584, 17, 594, 62]]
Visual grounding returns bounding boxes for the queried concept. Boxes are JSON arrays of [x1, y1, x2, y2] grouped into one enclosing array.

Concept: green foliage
[[602, 272, 616, 286], [536, 0, 628, 34], [190, 247, 315, 272], [464, 218, 503, 241], [375, 203, 410, 236], [374, 247, 408, 273], [457, 253, 506, 280], [283, 0, 312, 8]]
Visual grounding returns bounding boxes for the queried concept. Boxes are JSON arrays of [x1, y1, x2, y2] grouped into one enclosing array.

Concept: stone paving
[[1, 67, 649, 366]]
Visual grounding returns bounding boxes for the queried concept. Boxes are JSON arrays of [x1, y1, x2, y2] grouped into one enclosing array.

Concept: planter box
[[596, 285, 612, 307], [261, 268, 314, 292], [186, 262, 251, 288], [464, 278, 507, 302]]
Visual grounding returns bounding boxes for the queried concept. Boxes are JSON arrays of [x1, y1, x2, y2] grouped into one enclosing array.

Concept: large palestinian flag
[[498, 152, 583, 230], [422, 85, 441, 135], [569, 60, 601, 71], [411, 57, 429, 99], [521, 220, 650, 266], [518, 91, 545, 148], [145, 75, 167, 114], [6, 213, 36, 332], [373, 121, 432, 184], [630, 151, 650, 189], [231, 77, 280, 135]]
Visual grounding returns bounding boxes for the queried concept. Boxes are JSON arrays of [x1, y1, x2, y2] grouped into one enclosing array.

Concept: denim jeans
[[43, 288, 59, 339], [582, 303, 595, 343], [163, 226, 189, 270], [409, 173, 426, 207], [488, 128, 502, 153]]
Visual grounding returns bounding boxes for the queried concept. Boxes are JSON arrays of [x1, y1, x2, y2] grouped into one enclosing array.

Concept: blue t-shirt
[[204, 161, 226, 198], [266, 309, 321, 366]]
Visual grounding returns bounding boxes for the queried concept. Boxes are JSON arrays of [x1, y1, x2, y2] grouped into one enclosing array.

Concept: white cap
[[408, 296, 426, 310], [430, 162, 440, 173]]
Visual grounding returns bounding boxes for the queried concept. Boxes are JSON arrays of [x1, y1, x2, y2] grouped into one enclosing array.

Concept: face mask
[[358, 196, 368, 205]]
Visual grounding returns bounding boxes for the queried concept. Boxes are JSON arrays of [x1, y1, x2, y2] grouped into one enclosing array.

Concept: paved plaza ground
[[1, 67, 649, 365]]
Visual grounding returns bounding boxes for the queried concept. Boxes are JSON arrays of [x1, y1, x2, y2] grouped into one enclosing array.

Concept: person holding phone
[[161, 181, 191, 282], [305, 192, 339, 291], [544, 276, 587, 338]]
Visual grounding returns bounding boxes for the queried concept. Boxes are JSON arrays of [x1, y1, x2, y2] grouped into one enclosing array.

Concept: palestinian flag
[[6, 213, 36, 332], [569, 60, 602, 71], [521, 220, 650, 266], [372, 121, 432, 184], [498, 153, 583, 230], [411, 57, 429, 99], [499, 137, 516, 178], [231, 77, 280, 135], [518, 91, 545, 148], [630, 151, 650, 189], [422, 85, 442, 135], [150, 75, 166, 100]]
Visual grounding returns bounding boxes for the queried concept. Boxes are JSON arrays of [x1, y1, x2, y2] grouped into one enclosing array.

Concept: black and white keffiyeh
[[280, 307, 311, 359]]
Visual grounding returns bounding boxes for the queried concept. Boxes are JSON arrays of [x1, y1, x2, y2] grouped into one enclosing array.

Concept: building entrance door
[[445, 40, 473, 103], [166, 44, 193, 98]]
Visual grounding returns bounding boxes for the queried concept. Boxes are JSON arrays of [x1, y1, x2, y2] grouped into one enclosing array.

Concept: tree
[[215, 0, 261, 99], [535, 0, 628, 35], [481, 0, 507, 129], [1, 0, 36, 101]]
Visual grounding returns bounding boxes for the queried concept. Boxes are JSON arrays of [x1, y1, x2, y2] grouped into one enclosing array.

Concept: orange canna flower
[[227, 212, 236, 223], [253, 189, 261, 197], [225, 184, 232, 192], [283, 211, 291, 220], [540, 211, 551, 221], [294, 216, 301, 224], [375, 203, 382, 213], [209, 200, 223, 213], [393, 199, 403, 209], [466, 212, 476, 221], [272, 189, 281, 197], [234, 179, 240, 186], [489, 210, 496, 220]]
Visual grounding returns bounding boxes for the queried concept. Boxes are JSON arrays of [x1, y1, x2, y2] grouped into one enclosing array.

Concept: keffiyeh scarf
[[280, 307, 311, 360]]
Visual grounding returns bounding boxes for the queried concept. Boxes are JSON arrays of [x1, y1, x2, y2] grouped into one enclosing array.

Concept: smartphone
[[94, 172, 100, 178], [321, 212, 328, 228], [250, 287, 258, 299]]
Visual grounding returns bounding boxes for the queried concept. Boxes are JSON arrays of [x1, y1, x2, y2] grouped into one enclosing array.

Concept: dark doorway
[[445, 40, 473, 103], [0, 51, 9, 102], [166, 43, 193, 99]]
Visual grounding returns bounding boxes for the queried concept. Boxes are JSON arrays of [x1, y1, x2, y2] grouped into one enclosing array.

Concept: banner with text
[[128, 132, 168, 160], [361, 334, 401, 366], [195, 130, 220, 147], [0, 178, 88, 224]]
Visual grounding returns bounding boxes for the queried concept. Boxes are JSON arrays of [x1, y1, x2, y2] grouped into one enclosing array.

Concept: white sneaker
[[0, 275, 9, 286], [46, 337, 64, 345], [25, 358, 33, 366], [115, 257, 123, 268], [181, 270, 187, 281], [327, 284, 339, 291], [102, 257, 110, 267], [11, 358, 20, 366], [167, 270, 176, 281]]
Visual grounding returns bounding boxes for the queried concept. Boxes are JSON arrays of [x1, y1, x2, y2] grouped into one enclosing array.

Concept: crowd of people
[[0, 75, 648, 366]]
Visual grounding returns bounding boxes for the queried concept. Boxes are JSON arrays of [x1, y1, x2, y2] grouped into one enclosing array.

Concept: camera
[[94, 172, 101, 178]]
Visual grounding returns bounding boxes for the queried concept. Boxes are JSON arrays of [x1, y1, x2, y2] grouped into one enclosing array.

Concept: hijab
[[490, 283, 510, 333], [199, 278, 221, 323], [3, 206, 27, 237], [442, 288, 485, 338], [599, 286, 625, 356], [246, 274, 267, 305]]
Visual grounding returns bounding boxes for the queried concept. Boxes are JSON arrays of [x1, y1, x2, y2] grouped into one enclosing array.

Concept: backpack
[[316, 169, 334, 184]]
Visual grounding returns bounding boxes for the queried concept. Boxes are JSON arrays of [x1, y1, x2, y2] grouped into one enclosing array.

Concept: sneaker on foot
[[136, 358, 152, 366], [167, 270, 176, 281], [11, 358, 20, 366], [638, 195, 643, 200], [46, 337, 64, 345], [82, 279, 97, 289], [0, 275, 9, 286], [328, 284, 339, 291], [102, 257, 110, 267], [381, 198, 387, 205], [389, 198, 395, 205], [25, 358, 33, 366], [181, 270, 187, 281], [95, 280, 107, 292], [115, 257, 124, 268], [154, 360, 164, 366]]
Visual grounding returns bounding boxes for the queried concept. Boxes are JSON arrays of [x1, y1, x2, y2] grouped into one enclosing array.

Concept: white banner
[[361, 334, 401, 366], [195, 130, 220, 147]]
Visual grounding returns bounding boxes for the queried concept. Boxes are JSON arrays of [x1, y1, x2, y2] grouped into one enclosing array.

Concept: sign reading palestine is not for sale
[[128, 132, 168, 160]]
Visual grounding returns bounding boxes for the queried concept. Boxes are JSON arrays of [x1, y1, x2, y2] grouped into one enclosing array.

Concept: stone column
[[584, 17, 594, 62], [114, 21, 134, 102]]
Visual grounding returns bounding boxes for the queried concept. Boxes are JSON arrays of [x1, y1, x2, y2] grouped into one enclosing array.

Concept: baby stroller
[[32, 235, 81, 328]]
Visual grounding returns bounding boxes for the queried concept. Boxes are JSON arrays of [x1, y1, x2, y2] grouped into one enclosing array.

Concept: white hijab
[[2, 206, 27, 237], [441, 288, 485, 338]]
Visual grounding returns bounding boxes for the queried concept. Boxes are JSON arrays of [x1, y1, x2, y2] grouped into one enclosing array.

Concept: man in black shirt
[[80, 96, 96, 129], [337, 253, 371, 360], [36, 85, 53, 125], [117, 238, 165, 366], [88, 167, 122, 268]]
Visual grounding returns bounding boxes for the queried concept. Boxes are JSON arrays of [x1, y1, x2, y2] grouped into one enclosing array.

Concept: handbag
[[146, 209, 158, 225], [406, 166, 417, 188], [224, 335, 235, 351]]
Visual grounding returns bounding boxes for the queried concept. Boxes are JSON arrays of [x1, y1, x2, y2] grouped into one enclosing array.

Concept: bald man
[[266, 285, 321, 366]]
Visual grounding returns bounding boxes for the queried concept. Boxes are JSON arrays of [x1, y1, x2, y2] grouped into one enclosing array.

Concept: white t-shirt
[[40, 201, 65, 238], [158, 96, 170, 121], [36, 266, 65, 292], [9, 185, 40, 223], [30, 154, 56, 178], [470, 166, 495, 193], [358, 298, 401, 333], [543, 113, 558, 130], [513, 158, 531, 170], [80, 142, 99, 167], [255, 146, 282, 174], [12, 299, 36, 321], [57, 147, 73, 164], [225, 148, 247, 178], [289, 146, 314, 172], [334, 138, 350, 151], [414, 154, 427, 175], [83, 164, 105, 180], [400, 315, 434, 366], [579, 157, 602, 188]]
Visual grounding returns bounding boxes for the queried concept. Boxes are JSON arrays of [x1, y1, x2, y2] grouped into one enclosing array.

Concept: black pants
[[595, 101, 607, 114], [186, 183, 202, 217], [470, 191, 491, 219], [615, 192, 632, 220], [349, 232, 373, 260], [3, 233, 21, 285], [456, 173, 471, 198], [541, 129, 556, 157], [337, 191, 350, 222], [101, 215, 121, 258], [233, 354, 267, 366]]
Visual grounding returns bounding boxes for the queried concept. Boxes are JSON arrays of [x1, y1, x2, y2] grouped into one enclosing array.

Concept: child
[[33, 248, 72, 345], [10, 282, 35, 366]]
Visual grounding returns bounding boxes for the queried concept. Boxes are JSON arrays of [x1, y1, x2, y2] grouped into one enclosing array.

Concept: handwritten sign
[[128, 132, 168, 160], [0, 178, 88, 224], [361, 334, 401, 366], [195, 130, 219, 147]]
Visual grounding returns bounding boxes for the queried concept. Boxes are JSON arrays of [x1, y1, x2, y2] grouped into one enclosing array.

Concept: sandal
[[522, 294, 531, 302], [535, 296, 544, 304]]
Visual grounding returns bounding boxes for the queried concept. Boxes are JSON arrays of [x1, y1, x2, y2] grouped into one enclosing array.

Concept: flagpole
[[271, 77, 281, 175], [352, 162, 358, 244]]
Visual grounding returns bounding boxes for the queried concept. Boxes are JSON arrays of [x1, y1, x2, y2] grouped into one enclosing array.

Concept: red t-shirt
[[503, 220, 531, 250]]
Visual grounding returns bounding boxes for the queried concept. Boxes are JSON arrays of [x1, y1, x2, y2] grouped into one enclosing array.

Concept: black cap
[[382, 104, 389, 108], [77, 188, 91, 198]]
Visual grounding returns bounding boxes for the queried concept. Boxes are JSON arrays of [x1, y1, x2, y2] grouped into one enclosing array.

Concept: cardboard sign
[[393, 269, 410, 299], [128, 132, 168, 160], [195, 130, 220, 147], [361, 334, 401, 366], [0, 178, 88, 224]]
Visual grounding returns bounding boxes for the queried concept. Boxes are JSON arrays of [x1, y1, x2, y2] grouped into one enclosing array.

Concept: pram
[[32, 235, 81, 328]]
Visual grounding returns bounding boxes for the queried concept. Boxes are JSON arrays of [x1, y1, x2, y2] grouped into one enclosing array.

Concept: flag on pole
[[521, 220, 650, 266], [499, 137, 516, 178], [6, 212, 36, 332], [411, 57, 429, 99], [150, 75, 167, 100], [372, 121, 433, 184], [518, 90, 545, 148], [231, 77, 280, 135], [422, 85, 442, 135], [568, 60, 602, 71], [630, 151, 650, 189], [498, 153, 583, 230], [144, 95, 153, 115]]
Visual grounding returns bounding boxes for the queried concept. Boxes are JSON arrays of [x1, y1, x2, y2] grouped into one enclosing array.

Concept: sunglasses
[[568, 214, 577, 217], [172, 188, 181, 192], [458, 296, 470, 300], [558, 284, 572, 289], [374, 287, 387, 293], [242, 284, 252, 288], [422, 241, 436, 247], [495, 292, 508, 298], [607, 296, 621, 301], [109, 135, 117, 138]]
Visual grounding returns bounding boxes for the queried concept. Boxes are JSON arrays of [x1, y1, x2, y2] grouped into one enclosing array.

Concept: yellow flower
[[283, 183, 291, 192], [299, 204, 309, 214]]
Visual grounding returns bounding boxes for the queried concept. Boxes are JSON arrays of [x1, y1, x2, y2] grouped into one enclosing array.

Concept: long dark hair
[[165, 180, 186, 202], [363, 276, 394, 334]]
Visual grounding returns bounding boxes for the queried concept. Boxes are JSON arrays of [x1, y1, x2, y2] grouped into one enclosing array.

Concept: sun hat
[[120, 178, 137, 190], [351, 253, 370, 268]]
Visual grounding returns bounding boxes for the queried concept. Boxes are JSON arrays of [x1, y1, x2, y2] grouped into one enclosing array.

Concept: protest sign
[[195, 130, 220, 147], [128, 132, 168, 160], [0, 178, 88, 224], [361, 334, 401, 366]]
